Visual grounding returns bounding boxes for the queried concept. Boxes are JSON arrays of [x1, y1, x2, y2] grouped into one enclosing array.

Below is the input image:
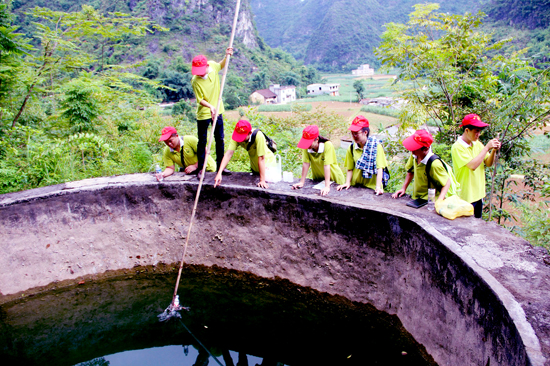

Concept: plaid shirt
[[355, 137, 389, 186]]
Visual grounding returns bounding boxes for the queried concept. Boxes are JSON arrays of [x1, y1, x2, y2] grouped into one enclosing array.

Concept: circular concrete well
[[0, 173, 548, 365]]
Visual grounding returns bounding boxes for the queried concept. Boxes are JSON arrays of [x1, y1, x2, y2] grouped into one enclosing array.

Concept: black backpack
[[247, 129, 277, 153], [425, 154, 448, 190]]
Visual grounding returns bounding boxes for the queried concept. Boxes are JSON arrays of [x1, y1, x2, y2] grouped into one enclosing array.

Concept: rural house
[[307, 83, 340, 96], [249, 89, 277, 105], [352, 64, 374, 76], [250, 84, 296, 105]]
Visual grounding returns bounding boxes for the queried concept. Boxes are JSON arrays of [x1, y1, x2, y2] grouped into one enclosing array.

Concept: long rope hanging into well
[[158, 0, 242, 322]]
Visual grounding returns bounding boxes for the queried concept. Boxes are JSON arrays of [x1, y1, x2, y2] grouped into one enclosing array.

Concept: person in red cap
[[291, 125, 345, 196], [156, 126, 216, 181], [191, 47, 233, 177], [392, 129, 457, 202], [451, 113, 500, 218], [336, 115, 388, 195], [214, 120, 275, 189]]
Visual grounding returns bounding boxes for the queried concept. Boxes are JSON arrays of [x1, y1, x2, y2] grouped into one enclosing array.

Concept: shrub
[[510, 201, 550, 252]]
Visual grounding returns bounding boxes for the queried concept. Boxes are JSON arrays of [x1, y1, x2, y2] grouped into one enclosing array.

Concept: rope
[[178, 318, 225, 366], [170, 0, 242, 306]]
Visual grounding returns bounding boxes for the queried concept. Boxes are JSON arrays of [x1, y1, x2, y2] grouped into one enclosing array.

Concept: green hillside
[[8, 0, 321, 103], [483, 0, 550, 67], [250, 0, 485, 71]]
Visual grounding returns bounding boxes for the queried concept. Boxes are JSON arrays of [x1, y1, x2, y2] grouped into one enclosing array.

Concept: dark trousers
[[472, 199, 483, 218], [197, 114, 224, 171]]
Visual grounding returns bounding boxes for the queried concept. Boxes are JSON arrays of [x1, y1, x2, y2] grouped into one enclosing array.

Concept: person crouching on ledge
[[336, 115, 388, 195], [292, 124, 345, 196], [214, 120, 275, 189], [392, 129, 456, 202], [156, 126, 216, 181]]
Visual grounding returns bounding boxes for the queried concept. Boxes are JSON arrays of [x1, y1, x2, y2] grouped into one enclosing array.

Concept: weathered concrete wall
[[1, 173, 549, 365]]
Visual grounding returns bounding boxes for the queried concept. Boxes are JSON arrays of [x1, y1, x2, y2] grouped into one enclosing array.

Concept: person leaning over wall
[[336, 115, 388, 195], [451, 114, 501, 218], [191, 47, 234, 178], [291, 125, 345, 196], [214, 120, 275, 189], [155, 126, 216, 181], [392, 129, 457, 202]]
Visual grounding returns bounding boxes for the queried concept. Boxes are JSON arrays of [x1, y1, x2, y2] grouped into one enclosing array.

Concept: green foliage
[[0, 97, 181, 193], [59, 74, 102, 133], [250, 70, 269, 91], [171, 99, 195, 122], [376, 3, 550, 224], [485, 0, 550, 30], [4, 5, 164, 129], [353, 80, 365, 100], [160, 69, 193, 102], [257, 103, 312, 112], [510, 201, 550, 251], [251, 0, 484, 72], [360, 105, 400, 118]]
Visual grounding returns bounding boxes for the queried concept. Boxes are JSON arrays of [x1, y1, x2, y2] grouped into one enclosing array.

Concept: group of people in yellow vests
[[154, 47, 500, 219]]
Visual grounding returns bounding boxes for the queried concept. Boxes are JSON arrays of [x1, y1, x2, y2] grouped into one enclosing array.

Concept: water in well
[[0, 265, 436, 365]]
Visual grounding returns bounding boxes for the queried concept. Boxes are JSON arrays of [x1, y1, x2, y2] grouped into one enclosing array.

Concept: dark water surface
[[0, 265, 436, 365]]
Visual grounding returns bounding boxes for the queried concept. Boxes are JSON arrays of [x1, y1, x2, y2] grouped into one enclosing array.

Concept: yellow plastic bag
[[434, 195, 474, 220]]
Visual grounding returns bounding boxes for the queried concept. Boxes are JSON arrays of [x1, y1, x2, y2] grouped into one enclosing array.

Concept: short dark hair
[[463, 125, 484, 133], [361, 126, 370, 137], [318, 135, 329, 143]]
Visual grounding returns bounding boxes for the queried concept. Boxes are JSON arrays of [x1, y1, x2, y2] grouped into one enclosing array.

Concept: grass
[[360, 105, 400, 118], [301, 74, 398, 102], [257, 103, 312, 112]]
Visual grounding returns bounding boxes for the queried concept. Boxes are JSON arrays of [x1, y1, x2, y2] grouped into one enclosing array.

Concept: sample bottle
[[427, 188, 435, 211], [155, 163, 163, 182]]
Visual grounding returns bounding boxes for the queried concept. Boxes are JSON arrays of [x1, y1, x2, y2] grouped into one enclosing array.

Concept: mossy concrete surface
[[0, 172, 548, 365]]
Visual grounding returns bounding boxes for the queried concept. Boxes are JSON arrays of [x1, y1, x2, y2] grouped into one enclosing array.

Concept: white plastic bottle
[[427, 188, 435, 211], [155, 164, 163, 182]]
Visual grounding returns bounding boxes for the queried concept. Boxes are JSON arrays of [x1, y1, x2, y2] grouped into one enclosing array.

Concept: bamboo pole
[[170, 0, 242, 306]]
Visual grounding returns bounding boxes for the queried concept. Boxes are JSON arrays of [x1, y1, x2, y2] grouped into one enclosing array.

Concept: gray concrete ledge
[[0, 172, 549, 365]]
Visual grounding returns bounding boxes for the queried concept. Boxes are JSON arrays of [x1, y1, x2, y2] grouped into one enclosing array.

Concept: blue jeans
[[197, 115, 224, 171]]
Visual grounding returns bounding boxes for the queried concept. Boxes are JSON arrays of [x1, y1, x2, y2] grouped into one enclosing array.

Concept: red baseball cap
[[232, 120, 252, 142], [348, 115, 370, 132], [460, 113, 489, 128], [402, 130, 434, 151], [191, 55, 208, 75], [297, 125, 319, 149], [159, 126, 177, 141]]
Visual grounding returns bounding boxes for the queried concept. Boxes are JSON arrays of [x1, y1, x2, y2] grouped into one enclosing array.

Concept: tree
[[376, 3, 550, 221], [250, 70, 269, 91], [0, 2, 32, 125], [161, 69, 193, 102], [280, 71, 301, 86], [353, 80, 365, 100], [11, 5, 165, 128], [59, 73, 102, 133]]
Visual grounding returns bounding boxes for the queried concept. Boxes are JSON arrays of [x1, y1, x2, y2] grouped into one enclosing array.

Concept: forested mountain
[[8, 0, 321, 103], [250, 0, 485, 71], [485, 0, 550, 29], [483, 0, 550, 66]]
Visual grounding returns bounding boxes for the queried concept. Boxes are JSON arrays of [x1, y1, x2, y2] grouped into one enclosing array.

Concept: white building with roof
[[352, 64, 374, 76], [307, 83, 340, 96], [268, 84, 296, 104]]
